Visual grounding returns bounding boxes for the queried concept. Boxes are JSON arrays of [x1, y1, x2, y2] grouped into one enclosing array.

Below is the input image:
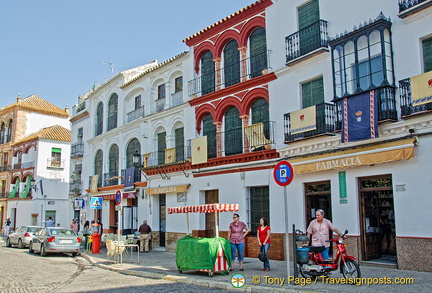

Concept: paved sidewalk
[[79, 246, 432, 292]]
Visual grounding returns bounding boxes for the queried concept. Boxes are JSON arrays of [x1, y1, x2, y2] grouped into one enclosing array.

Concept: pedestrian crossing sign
[[90, 197, 103, 209]]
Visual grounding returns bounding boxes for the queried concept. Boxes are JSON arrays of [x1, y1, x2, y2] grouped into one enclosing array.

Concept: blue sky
[[0, 0, 254, 109]]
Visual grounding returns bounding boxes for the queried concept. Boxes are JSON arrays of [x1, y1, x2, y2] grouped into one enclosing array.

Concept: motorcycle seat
[[305, 246, 326, 252]]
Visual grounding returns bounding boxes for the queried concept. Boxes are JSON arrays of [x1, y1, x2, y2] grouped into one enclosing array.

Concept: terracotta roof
[[183, 0, 267, 42], [120, 52, 189, 89], [12, 125, 71, 145], [2, 95, 69, 118]]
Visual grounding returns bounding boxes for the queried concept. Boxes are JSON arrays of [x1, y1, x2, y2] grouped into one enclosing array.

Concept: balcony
[[171, 91, 184, 107], [143, 146, 191, 168], [188, 50, 271, 97], [127, 106, 145, 122], [0, 165, 11, 172], [0, 192, 10, 198], [284, 103, 336, 142], [398, 0, 432, 15], [103, 171, 120, 187], [71, 143, 84, 158], [334, 86, 398, 130], [285, 20, 329, 65], [69, 180, 82, 195], [88, 174, 103, 189], [12, 161, 35, 170], [47, 158, 65, 168], [155, 98, 166, 113], [120, 168, 141, 184], [399, 78, 432, 117], [72, 101, 86, 116]]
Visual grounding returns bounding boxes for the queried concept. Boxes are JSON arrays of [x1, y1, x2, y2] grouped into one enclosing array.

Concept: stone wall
[[165, 232, 187, 252], [396, 237, 432, 272]]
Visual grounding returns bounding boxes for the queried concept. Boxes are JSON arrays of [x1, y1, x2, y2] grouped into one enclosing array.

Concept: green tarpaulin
[[176, 235, 231, 272]]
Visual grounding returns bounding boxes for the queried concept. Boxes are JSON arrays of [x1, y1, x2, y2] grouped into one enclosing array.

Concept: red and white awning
[[168, 203, 239, 214]]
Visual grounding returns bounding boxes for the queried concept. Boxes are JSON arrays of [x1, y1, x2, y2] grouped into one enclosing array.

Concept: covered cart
[[168, 203, 238, 276]]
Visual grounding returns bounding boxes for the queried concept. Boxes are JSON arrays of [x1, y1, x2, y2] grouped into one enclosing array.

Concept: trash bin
[[297, 247, 309, 264], [92, 233, 101, 254]]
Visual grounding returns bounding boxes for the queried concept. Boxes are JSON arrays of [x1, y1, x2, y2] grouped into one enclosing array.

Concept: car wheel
[[18, 239, 24, 249], [29, 242, 34, 254], [6, 237, 11, 247], [40, 244, 47, 256]]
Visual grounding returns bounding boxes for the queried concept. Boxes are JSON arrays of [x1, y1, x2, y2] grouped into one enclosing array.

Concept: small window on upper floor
[[302, 77, 324, 108], [51, 148, 62, 167], [175, 77, 183, 93], [423, 37, 432, 73], [77, 128, 83, 142], [135, 95, 142, 109], [158, 84, 166, 100]]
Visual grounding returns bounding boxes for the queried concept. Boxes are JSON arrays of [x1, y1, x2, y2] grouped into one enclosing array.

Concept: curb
[[79, 253, 312, 293]]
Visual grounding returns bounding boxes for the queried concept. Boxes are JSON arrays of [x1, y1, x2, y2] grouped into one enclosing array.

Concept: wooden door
[[205, 190, 219, 238]]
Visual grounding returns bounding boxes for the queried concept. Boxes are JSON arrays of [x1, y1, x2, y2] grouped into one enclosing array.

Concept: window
[[107, 94, 118, 131], [7, 120, 12, 142], [423, 37, 432, 72], [223, 39, 241, 87], [109, 144, 119, 174], [201, 50, 215, 95], [175, 127, 184, 162], [251, 98, 270, 149], [0, 122, 4, 144], [224, 107, 242, 156], [175, 77, 183, 93], [135, 95, 142, 109], [45, 211, 56, 226], [330, 18, 394, 98], [158, 84, 166, 100], [157, 132, 166, 165], [95, 102, 103, 136], [203, 114, 217, 159], [94, 150, 103, 187], [298, 0, 320, 55], [51, 148, 61, 167], [248, 186, 270, 236], [302, 77, 324, 108], [126, 138, 141, 168], [77, 128, 83, 143], [250, 27, 268, 78]]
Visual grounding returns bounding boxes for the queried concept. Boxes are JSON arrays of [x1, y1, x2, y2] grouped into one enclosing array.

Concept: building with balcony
[[0, 95, 71, 231]]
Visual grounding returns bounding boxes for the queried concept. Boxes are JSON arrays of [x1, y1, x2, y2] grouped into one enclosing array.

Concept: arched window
[[223, 40, 240, 87], [107, 94, 118, 131], [249, 27, 268, 78], [0, 122, 5, 144], [203, 114, 217, 159], [251, 98, 270, 150], [126, 138, 141, 168], [94, 150, 103, 188], [201, 51, 215, 95], [6, 120, 12, 142], [108, 144, 119, 186], [95, 102, 103, 136], [224, 107, 242, 156]]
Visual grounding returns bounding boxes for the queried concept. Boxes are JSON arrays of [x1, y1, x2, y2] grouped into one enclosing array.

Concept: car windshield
[[49, 229, 76, 236], [28, 227, 41, 233]]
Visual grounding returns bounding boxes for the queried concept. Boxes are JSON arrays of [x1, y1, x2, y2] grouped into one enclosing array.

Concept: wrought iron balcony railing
[[285, 20, 328, 64], [69, 180, 82, 195], [120, 168, 141, 184], [72, 101, 86, 116], [88, 174, 103, 189], [188, 50, 271, 97], [398, 0, 429, 12], [71, 143, 84, 157], [334, 86, 398, 130], [284, 103, 335, 142], [0, 165, 11, 172], [127, 106, 145, 122], [171, 91, 184, 107], [12, 161, 35, 170], [399, 78, 432, 117], [142, 145, 191, 169], [47, 158, 65, 168], [103, 171, 120, 187]]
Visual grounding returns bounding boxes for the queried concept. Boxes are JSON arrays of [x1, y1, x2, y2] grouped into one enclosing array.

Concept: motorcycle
[[295, 229, 361, 279]]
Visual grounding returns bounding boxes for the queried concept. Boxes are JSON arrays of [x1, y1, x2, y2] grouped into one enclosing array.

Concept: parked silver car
[[28, 227, 81, 257], [6, 226, 43, 249]]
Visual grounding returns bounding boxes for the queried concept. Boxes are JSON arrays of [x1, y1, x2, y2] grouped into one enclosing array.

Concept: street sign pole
[[283, 185, 290, 277], [273, 160, 294, 278]]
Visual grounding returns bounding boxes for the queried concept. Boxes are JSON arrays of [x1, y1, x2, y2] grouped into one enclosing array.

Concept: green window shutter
[[52, 148, 61, 153], [223, 39, 241, 87], [203, 114, 217, 159], [201, 51, 215, 95], [175, 128, 184, 162], [250, 27, 268, 78], [157, 132, 166, 165], [298, 0, 319, 30], [224, 107, 242, 156], [302, 77, 324, 108], [423, 37, 432, 72]]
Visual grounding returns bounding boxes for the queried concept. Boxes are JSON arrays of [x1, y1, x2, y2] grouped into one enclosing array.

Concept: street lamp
[[132, 151, 141, 167]]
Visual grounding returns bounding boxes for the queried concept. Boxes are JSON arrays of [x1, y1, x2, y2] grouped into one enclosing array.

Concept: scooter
[[296, 229, 361, 279]]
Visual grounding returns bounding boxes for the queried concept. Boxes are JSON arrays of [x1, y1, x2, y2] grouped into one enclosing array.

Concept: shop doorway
[[359, 175, 396, 262], [159, 194, 166, 247], [205, 190, 219, 238], [305, 181, 332, 255]]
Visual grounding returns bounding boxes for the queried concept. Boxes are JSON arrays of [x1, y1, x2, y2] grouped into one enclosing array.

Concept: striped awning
[[168, 203, 239, 214]]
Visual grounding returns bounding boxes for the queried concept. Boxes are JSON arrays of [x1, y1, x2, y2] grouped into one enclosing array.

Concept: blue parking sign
[[273, 161, 294, 186], [90, 197, 103, 209]]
